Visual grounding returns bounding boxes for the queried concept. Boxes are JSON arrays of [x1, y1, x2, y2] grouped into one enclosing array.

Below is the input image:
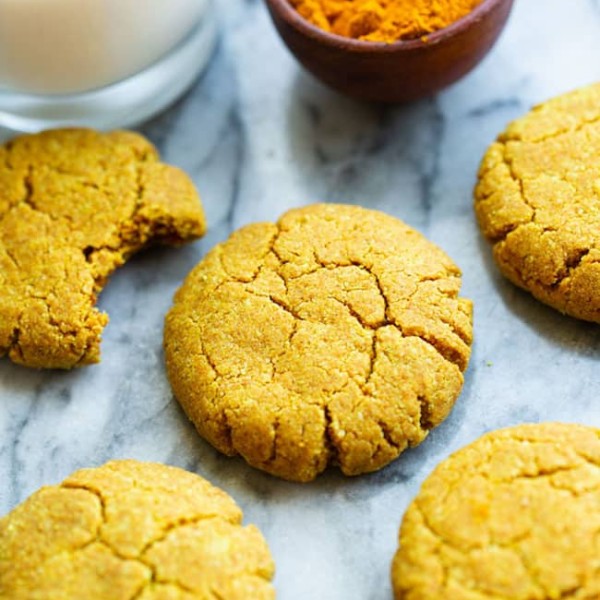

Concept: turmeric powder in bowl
[[266, 0, 514, 102], [290, 0, 484, 43]]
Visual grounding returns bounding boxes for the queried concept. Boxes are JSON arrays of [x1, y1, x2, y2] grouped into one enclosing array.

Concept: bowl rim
[[265, 0, 511, 53]]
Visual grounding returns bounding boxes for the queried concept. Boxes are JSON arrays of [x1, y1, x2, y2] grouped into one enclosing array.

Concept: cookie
[[0, 460, 275, 599], [0, 128, 206, 369], [164, 204, 473, 482], [475, 83, 600, 322], [391, 423, 600, 600]]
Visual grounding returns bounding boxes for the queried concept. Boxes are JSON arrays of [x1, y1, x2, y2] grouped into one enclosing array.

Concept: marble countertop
[[1, 1, 599, 598]]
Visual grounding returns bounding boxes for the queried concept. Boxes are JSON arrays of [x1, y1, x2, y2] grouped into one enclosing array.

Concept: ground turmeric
[[290, 0, 484, 43]]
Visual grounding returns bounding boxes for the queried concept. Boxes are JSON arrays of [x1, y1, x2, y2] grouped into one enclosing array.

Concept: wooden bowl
[[265, 0, 515, 102]]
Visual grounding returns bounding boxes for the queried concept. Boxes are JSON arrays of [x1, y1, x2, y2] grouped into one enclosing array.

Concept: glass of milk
[[0, 0, 217, 132]]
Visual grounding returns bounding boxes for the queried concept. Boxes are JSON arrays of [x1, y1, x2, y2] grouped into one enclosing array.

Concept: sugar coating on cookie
[[0, 128, 206, 369], [0, 460, 275, 599], [164, 204, 473, 482], [475, 83, 600, 322], [392, 422, 600, 600]]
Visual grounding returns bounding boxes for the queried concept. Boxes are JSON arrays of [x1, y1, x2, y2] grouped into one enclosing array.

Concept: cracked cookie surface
[[0, 128, 206, 369], [475, 83, 600, 322], [0, 460, 275, 600], [164, 204, 473, 482], [392, 423, 600, 600]]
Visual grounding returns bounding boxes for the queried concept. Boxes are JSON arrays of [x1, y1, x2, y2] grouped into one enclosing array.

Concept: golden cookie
[[0, 460, 275, 600], [475, 83, 600, 322], [392, 423, 600, 600], [0, 128, 206, 369], [164, 204, 473, 482]]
